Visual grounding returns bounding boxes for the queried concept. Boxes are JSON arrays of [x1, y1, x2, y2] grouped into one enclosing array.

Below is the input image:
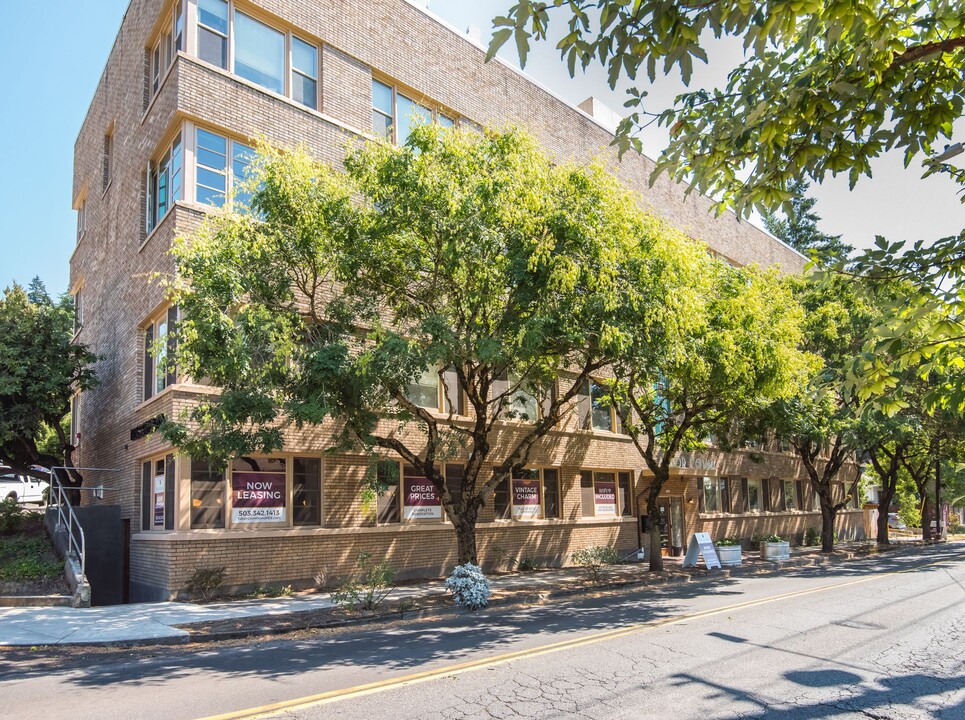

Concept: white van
[[0, 467, 48, 504]]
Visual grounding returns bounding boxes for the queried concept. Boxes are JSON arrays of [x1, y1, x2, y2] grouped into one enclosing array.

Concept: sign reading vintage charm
[[511, 477, 541, 519]]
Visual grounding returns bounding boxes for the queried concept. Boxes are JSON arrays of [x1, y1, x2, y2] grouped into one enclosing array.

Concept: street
[[2, 544, 963, 720]]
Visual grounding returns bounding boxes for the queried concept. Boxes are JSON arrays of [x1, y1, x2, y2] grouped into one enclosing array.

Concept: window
[[784, 480, 797, 511], [230, 457, 287, 524], [144, 306, 178, 401], [619, 471, 632, 517], [198, 0, 228, 69], [70, 394, 81, 447], [406, 368, 441, 410], [375, 461, 461, 524], [293, 457, 322, 526], [375, 460, 401, 524], [103, 130, 113, 191], [142, 454, 175, 531], [194, 127, 256, 210], [150, 2, 184, 97], [72, 288, 83, 333], [493, 468, 560, 520], [291, 36, 318, 109], [371, 78, 455, 144], [580, 470, 621, 517], [76, 199, 86, 240], [745, 478, 762, 511], [507, 372, 539, 422], [577, 380, 617, 432], [700, 476, 729, 514], [234, 12, 285, 94], [191, 459, 225, 529], [147, 131, 184, 232]]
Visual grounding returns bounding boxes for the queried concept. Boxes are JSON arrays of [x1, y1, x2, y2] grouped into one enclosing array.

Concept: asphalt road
[[1, 544, 963, 720]]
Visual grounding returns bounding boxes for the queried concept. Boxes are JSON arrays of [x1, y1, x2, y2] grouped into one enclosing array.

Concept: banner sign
[[153, 475, 165, 527], [682, 532, 722, 569], [594, 479, 618, 516], [232, 472, 286, 523], [403, 474, 441, 520], [511, 478, 541, 520]]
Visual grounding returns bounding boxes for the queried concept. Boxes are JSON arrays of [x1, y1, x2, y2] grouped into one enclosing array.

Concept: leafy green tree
[[0, 280, 97, 493], [491, 1, 965, 407], [762, 180, 853, 261], [166, 126, 682, 565], [610, 249, 812, 571]]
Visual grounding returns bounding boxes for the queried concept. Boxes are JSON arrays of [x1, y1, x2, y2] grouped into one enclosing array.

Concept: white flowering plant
[[445, 563, 491, 610]]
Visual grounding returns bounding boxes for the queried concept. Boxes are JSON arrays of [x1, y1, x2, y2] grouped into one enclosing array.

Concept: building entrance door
[[656, 497, 686, 556]]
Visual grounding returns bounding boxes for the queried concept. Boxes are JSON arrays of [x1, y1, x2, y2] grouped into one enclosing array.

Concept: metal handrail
[[47, 475, 86, 579]]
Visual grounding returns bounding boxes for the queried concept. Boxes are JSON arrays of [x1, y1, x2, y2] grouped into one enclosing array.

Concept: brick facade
[[70, 0, 861, 602]]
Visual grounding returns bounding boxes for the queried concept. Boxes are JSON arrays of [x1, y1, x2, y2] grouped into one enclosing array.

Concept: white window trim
[[371, 76, 457, 144]]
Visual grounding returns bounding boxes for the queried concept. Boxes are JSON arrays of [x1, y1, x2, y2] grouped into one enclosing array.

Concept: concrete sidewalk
[[0, 541, 921, 647]]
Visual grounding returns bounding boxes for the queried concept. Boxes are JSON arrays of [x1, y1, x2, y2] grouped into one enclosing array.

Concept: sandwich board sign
[[682, 532, 722, 570]]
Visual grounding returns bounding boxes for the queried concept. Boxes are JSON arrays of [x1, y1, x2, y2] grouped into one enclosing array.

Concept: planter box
[[716, 545, 743, 567], [761, 541, 790, 561]]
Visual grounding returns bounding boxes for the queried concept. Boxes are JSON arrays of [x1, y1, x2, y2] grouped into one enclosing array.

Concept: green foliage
[[714, 537, 741, 547], [516, 557, 542, 572], [762, 180, 853, 262], [0, 498, 25, 535], [572, 545, 618, 584], [253, 583, 294, 599], [897, 475, 923, 528], [332, 551, 395, 612], [761, 534, 784, 544], [803, 527, 821, 546], [0, 535, 62, 581], [0, 280, 97, 477], [185, 566, 227, 602]]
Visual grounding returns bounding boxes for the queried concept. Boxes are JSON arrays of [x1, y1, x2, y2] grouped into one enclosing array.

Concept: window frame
[[146, 128, 184, 233], [405, 367, 443, 413], [190, 458, 226, 530], [493, 467, 562, 521], [374, 460, 464, 525], [745, 477, 763, 512], [149, 1, 185, 99], [579, 469, 630, 518], [140, 453, 176, 532], [143, 305, 179, 402], [698, 476, 730, 514], [371, 76, 457, 144], [193, 125, 257, 211]]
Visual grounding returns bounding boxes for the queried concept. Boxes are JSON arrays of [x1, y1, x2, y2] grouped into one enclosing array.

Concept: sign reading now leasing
[[403, 474, 442, 520], [594, 478, 618, 516], [232, 472, 286, 523], [512, 478, 541, 519], [682, 532, 722, 570]]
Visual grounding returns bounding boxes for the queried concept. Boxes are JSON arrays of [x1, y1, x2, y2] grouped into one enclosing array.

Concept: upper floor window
[[72, 287, 84, 333], [103, 129, 114, 192], [372, 79, 455, 145], [143, 306, 179, 401], [151, 1, 185, 96], [198, 0, 228, 69], [147, 130, 184, 233], [193, 2, 319, 110], [406, 368, 441, 411], [577, 379, 618, 432], [196, 127, 256, 210], [76, 198, 86, 241]]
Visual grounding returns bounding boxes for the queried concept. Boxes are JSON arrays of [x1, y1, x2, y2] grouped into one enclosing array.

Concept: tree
[[610, 247, 812, 571], [762, 180, 853, 261], [755, 274, 878, 552], [490, 2, 965, 407], [0, 280, 97, 495], [166, 125, 684, 565]]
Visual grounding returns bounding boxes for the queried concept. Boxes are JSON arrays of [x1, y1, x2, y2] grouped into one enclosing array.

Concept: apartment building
[[69, 0, 863, 602]]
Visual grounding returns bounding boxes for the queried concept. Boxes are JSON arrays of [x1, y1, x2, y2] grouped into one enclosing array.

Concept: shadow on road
[[0, 543, 960, 693]]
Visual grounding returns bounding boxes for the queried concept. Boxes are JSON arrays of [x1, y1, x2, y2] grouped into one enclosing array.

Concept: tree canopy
[[0, 280, 97, 485]]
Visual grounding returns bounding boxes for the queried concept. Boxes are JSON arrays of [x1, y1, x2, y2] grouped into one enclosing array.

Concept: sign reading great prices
[[511, 478, 541, 519], [403, 473, 442, 520], [594, 478, 618, 516], [232, 472, 286, 523]]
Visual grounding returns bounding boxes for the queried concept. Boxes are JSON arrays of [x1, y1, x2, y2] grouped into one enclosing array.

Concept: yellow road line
[[195, 556, 953, 720]]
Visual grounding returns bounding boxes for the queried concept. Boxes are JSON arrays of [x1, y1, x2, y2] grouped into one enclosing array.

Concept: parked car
[[0, 467, 48, 504], [887, 512, 907, 530]]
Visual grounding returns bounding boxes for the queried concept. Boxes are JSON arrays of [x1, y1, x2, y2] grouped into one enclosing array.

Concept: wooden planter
[[761, 541, 790, 561], [716, 545, 743, 567]]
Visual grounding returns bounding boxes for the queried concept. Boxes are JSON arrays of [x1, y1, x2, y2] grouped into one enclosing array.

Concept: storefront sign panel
[[511, 478, 541, 520], [232, 472, 286, 523], [403, 474, 442, 520]]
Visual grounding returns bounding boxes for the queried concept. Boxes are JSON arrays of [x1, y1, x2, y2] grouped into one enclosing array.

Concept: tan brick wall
[[71, 0, 818, 601]]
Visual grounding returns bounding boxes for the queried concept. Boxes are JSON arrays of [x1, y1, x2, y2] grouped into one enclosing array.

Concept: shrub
[[0, 498, 25, 536], [185, 566, 227, 602], [803, 527, 820, 546], [761, 534, 784, 543], [254, 584, 294, 598], [489, 545, 515, 573], [445, 563, 491, 610], [332, 551, 395, 612], [572, 545, 618, 584], [714, 537, 741, 547], [517, 557, 543, 572]]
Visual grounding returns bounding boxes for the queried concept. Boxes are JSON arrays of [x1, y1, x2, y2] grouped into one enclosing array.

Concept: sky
[[1, 0, 963, 294]]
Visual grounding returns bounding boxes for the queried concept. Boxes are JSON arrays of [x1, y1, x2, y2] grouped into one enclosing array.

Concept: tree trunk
[[922, 497, 933, 541], [876, 485, 897, 547], [453, 502, 480, 566], [646, 470, 668, 572], [819, 493, 837, 553]]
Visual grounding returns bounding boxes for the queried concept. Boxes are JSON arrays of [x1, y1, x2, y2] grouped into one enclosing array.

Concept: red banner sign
[[511, 478, 541, 519], [594, 479, 617, 516], [232, 472, 286, 523], [403, 474, 441, 520]]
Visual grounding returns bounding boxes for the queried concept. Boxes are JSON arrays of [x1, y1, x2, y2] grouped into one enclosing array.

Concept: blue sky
[[2, 1, 963, 294]]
